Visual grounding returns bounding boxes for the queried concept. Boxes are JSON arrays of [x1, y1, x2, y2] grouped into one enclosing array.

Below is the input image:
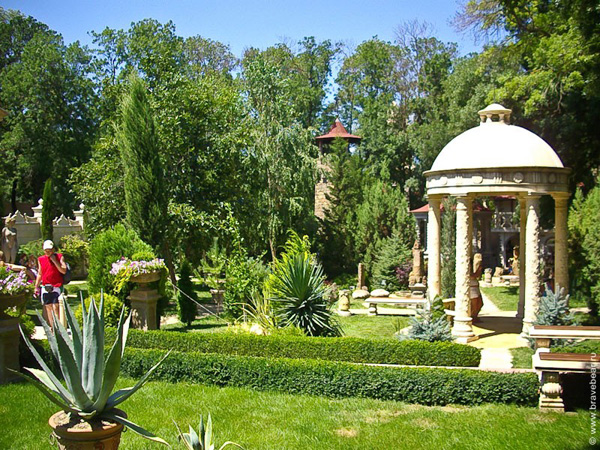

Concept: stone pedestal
[[539, 371, 564, 411], [357, 263, 366, 290], [0, 318, 21, 384], [128, 287, 159, 331], [338, 289, 351, 317], [209, 289, 225, 314]]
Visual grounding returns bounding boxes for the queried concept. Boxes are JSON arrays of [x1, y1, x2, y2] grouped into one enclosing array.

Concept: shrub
[[87, 223, 153, 295], [58, 234, 89, 275], [402, 313, 452, 342], [535, 286, 574, 327], [74, 294, 124, 328], [18, 239, 43, 260], [224, 253, 269, 319], [107, 328, 481, 367], [178, 260, 197, 326], [121, 348, 537, 406]]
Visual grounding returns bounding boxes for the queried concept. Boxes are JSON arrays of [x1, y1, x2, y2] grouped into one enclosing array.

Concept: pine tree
[[371, 235, 411, 291], [177, 260, 198, 326], [441, 197, 456, 298], [41, 178, 54, 241]]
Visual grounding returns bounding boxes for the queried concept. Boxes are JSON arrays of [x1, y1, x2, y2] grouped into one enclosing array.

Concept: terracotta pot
[[130, 271, 161, 285], [0, 291, 28, 320], [49, 409, 126, 450]]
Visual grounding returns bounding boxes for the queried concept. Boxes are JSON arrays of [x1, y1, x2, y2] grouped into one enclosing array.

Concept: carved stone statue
[[1, 217, 18, 264], [408, 240, 424, 286], [469, 253, 484, 319], [511, 245, 520, 274]]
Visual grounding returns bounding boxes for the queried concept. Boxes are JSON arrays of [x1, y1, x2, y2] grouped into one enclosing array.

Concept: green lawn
[[0, 378, 592, 450], [511, 347, 534, 369], [337, 314, 410, 339], [481, 286, 520, 311]]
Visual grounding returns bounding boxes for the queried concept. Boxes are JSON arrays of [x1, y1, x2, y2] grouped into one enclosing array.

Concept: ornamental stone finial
[[478, 103, 512, 124]]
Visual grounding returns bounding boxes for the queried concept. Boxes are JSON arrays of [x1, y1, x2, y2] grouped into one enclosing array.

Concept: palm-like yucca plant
[[270, 253, 340, 337], [17, 293, 169, 445], [175, 414, 245, 450]]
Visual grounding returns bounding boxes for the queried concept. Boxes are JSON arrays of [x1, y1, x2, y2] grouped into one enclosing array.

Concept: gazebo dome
[[431, 104, 564, 172]]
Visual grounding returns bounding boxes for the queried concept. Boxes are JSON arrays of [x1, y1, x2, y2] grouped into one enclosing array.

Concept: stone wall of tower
[[314, 159, 331, 220]]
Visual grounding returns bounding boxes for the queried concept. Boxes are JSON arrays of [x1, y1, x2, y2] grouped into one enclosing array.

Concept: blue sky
[[4, 0, 481, 57]]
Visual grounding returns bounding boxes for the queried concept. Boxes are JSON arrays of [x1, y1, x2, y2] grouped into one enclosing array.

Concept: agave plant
[[17, 293, 169, 445], [269, 253, 341, 337], [175, 414, 244, 450]]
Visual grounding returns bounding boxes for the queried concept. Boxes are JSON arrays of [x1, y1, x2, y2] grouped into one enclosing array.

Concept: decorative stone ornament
[[338, 289, 351, 317], [370, 289, 389, 298], [352, 289, 370, 300]]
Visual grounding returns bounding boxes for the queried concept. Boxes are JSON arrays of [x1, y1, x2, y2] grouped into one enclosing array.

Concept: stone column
[[517, 198, 526, 318], [427, 196, 442, 298], [452, 195, 477, 343], [522, 194, 542, 335], [553, 194, 569, 295]]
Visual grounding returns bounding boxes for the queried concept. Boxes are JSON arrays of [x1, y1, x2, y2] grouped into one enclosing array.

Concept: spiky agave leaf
[[14, 291, 169, 445]]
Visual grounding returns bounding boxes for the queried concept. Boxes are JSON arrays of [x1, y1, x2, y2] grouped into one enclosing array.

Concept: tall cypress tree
[[117, 74, 167, 249], [41, 178, 54, 241], [177, 259, 198, 326]]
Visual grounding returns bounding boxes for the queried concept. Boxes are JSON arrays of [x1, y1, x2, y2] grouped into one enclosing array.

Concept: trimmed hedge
[[552, 339, 600, 354], [110, 328, 481, 367], [121, 347, 538, 406]]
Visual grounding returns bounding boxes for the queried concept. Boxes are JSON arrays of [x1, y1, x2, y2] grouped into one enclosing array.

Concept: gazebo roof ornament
[[478, 103, 512, 124]]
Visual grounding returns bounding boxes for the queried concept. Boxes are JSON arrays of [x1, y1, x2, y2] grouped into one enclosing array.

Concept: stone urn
[[49, 409, 126, 450], [338, 289, 351, 317], [128, 271, 161, 331], [0, 291, 29, 384]]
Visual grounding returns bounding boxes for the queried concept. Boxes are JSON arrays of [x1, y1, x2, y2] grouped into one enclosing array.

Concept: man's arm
[[34, 260, 42, 296], [52, 254, 67, 275]]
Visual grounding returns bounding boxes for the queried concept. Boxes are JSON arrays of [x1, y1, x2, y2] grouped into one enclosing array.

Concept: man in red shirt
[[34, 240, 67, 332]]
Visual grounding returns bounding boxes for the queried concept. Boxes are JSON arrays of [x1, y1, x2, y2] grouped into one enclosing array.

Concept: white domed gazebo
[[424, 104, 570, 342]]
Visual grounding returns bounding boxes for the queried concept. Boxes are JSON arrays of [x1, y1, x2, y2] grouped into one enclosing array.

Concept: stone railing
[[3, 199, 84, 247], [491, 211, 519, 232]]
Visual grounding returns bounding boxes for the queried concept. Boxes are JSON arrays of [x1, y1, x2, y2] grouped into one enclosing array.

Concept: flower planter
[[49, 409, 126, 450], [130, 271, 161, 285], [0, 291, 28, 320]]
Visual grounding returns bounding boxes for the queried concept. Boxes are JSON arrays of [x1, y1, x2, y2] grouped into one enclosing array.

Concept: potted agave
[[16, 293, 169, 449]]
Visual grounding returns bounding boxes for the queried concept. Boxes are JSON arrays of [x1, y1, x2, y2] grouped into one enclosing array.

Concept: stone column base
[[452, 316, 479, 343], [337, 310, 352, 317], [520, 320, 533, 337], [0, 318, 21, 384], [128, 287, 160, 331]]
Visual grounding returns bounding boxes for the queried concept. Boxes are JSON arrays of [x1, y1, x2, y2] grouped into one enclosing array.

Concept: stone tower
[[314, 119, 361, 219]]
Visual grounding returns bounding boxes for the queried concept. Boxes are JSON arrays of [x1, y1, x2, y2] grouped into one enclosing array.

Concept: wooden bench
[[530, 325, 600, 411], [365, 297, 428, 316]]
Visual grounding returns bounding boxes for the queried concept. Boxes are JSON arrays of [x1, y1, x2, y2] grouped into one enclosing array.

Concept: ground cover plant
[[0, 378, 591, 450]]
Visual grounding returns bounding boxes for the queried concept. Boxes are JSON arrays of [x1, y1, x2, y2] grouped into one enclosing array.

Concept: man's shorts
[[42, 286, 61, 305]]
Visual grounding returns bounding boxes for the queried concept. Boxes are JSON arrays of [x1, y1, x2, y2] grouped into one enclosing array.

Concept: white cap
[[43, 240, 54, 250]]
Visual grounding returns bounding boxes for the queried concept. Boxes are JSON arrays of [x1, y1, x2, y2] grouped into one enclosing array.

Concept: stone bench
[[365, 297, 428, 316], [530, 325, 600, 411]]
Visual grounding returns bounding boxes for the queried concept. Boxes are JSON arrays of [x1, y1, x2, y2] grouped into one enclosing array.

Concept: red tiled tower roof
[[316, 118, 361, 143]]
